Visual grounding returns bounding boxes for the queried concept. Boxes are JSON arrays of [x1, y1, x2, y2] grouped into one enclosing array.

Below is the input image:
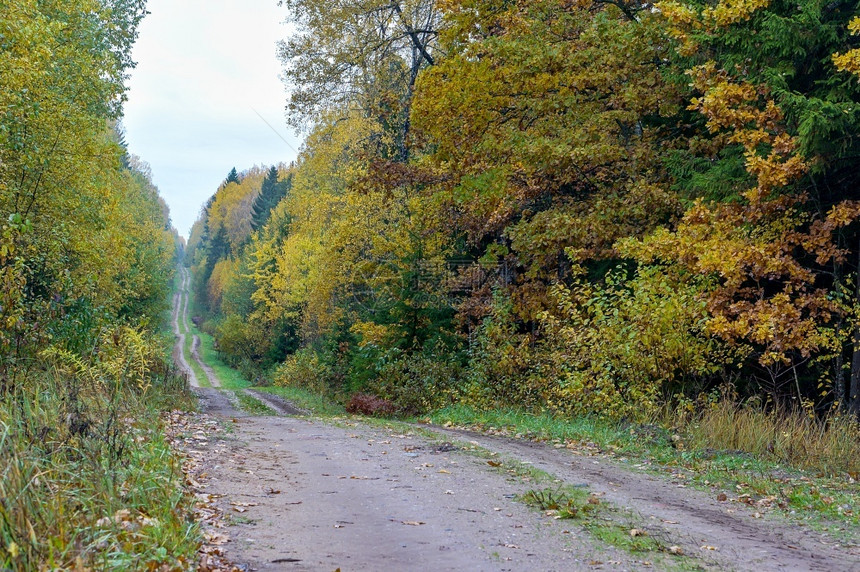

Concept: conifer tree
[[251, 167, 291, 231], [225, 167, 240, 186]]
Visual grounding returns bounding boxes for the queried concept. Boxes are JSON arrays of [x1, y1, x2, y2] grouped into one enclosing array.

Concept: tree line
[[1, 2, 190, 568], [189, 0, 860, 420]]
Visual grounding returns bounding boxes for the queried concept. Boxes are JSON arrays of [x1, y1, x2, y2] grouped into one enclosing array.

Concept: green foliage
[[272, 347, 335, 396], [534, 268, 729, 420], [367, 346, 463, 415], [0, 2, 194, 568], [251, 167, 292, 231]]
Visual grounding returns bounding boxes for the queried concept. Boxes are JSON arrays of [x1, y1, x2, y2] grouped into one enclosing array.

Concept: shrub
[[272, 347, 334, 395], [345, 392, 397, 416], [369, 348, 463, 415]]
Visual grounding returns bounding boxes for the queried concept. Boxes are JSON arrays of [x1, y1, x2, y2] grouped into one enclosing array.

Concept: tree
[[225, 167, 240, 186], [251, 167, 292, 231], [278, 0, 441, 159], [412, 0, 684, 321]]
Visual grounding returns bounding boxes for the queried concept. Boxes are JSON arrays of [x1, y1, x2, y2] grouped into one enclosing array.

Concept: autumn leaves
[[192, 0, 860, 418]]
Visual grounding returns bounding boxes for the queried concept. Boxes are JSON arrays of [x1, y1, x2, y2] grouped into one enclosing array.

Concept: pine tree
[[251, 167, 291, 231], [224, 167, 240, 186]]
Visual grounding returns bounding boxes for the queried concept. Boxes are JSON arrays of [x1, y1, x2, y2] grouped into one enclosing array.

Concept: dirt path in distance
[[172, 266, 198, 388]]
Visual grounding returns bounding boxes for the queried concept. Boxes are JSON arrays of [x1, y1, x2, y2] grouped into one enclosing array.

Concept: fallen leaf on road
[[402, 520, 425, 526], [630, 529, 647, 537], [668, 546, 684, 555], [700, 545, 718, 551], [438, 469, 451, 474], [717, 493, 728, 502], [487, 461, 502, 467], [204, 531, 229, 545]]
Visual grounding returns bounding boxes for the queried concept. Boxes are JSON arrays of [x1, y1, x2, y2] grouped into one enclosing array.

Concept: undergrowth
[[0, 329, 199, 570], [667, 399, 860, 476], [195, 330, 249, 390]]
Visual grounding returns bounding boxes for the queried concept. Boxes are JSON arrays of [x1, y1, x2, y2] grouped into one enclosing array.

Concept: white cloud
[[123, 0, 299, 238]]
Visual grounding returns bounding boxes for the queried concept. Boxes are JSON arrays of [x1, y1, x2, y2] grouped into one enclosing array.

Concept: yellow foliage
[[833, 17, 860, 77], [208, 257, 238, 311], [208, 166, 268, 248]]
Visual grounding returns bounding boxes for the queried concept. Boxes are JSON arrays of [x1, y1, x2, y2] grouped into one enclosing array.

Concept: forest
[[190, 0, 860, 427]]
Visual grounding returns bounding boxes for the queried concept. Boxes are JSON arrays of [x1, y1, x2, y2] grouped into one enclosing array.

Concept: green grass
[[428, 404, 631, 448], [182, 333, 209, 388], [193, 330, 249, 390], [259, 386, 346, 416], [235, 391, 275, 415], [515, 480, 697, 567]]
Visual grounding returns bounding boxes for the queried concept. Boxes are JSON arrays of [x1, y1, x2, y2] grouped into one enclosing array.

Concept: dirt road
[[183, 389, 859, 572], [173, 269, 859, 572], [173, 266, 199, 388]]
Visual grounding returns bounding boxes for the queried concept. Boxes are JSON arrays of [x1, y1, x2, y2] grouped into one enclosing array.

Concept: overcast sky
[[123, 0, 300, 238]]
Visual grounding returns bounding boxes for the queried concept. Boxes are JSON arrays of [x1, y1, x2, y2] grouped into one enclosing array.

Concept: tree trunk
[[850, 240, 860, 416]]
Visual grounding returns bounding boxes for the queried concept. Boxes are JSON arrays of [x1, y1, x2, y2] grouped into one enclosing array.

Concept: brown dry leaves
[[164, 409, 240, 572]]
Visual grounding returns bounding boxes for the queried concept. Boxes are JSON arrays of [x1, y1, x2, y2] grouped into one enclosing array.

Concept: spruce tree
[[251, 167, 292, 231]]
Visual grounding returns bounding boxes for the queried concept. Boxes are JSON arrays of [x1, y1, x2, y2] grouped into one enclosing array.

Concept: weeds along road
[[172, 270, 859, 571]]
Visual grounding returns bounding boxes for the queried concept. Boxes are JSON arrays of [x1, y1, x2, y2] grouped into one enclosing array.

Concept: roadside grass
[[427, 404, 860, 531], [193, 330, 249, 390], [672, 399, 860, 475], [183, 333, 209, 388], [0, 373, 199, 570], [257, 386, 346, 417]]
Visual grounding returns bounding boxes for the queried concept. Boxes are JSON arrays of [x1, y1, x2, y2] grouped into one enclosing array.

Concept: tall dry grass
[[672, 399, 860, 475]]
